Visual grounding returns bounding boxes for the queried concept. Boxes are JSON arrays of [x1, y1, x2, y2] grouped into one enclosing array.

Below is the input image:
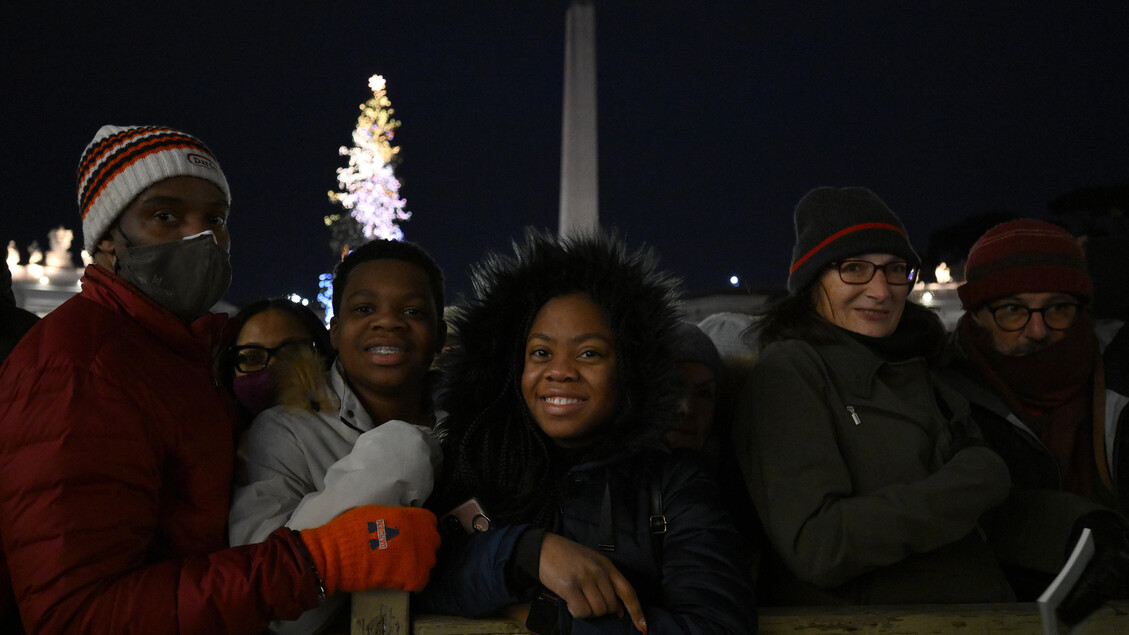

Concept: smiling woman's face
[[521, 293, 619, 448], [814, 253, 909, 338]]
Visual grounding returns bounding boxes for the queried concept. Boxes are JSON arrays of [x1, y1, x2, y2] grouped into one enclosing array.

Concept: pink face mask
[[232, 370, 279, 416]]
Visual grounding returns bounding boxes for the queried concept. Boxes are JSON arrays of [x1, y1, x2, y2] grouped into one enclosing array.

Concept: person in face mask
[[220, 299, 334, 419], [0, 125, 441, 634], [83, 128, 233, 323]]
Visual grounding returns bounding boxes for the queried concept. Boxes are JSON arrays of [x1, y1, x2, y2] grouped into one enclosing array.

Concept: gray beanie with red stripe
[[787, 186, 920, 295]]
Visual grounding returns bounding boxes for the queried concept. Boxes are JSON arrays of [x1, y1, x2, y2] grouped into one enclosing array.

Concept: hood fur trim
[[439, 228, 684, 451]]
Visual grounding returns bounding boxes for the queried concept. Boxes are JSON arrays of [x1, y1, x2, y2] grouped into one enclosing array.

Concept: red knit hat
[[958, 219, 1091, 310]]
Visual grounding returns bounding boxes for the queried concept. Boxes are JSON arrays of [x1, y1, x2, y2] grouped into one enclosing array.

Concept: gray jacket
[[229, 360, 441, 633]]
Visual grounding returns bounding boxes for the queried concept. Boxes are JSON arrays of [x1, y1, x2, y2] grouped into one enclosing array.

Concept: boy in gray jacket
[[230, 239, 447, 633]]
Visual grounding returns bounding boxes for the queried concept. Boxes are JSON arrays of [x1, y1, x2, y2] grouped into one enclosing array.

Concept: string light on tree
[[326, 74, 411, 245], [319, 74, 412, 323]]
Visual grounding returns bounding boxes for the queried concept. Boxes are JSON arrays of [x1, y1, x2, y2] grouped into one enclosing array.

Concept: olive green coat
[[733, 329, 1093, 604]]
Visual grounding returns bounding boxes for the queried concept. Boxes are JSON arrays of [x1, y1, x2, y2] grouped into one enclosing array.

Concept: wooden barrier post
[[351, 589, 409, 635]]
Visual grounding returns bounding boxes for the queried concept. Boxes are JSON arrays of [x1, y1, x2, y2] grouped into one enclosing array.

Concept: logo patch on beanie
[[368, 520, 401, 550], [187, 153, 218, 171]]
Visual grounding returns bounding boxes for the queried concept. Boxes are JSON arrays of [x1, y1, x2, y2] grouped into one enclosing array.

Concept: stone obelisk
[[558, 0, 598, 237]]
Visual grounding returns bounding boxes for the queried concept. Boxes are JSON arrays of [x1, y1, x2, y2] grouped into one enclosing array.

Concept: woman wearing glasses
[[731, 187, 1106, 606], [221, 298, 335, 418]]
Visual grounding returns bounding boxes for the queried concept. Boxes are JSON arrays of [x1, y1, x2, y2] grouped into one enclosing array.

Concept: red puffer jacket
[[0, 265, 317, 633]]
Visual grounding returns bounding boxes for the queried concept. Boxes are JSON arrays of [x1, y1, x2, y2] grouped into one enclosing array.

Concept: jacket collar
[[567, 452, 630, 476], [329, 359, 440, 433], [565, 447, 667, 477], [331, 360, 375, 432], [812, 328, 890, 398], [80, 264, 228, 363]]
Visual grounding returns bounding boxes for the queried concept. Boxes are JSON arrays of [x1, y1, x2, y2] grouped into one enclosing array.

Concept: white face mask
[[114, 228, 232, 322]]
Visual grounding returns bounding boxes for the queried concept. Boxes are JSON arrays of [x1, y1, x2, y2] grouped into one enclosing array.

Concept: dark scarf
[[842, 304, 946, 363], [957, 312, 1099, 498]]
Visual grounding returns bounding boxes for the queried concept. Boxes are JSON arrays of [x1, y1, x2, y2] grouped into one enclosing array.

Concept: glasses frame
[[232, 338, 318, 374], [828, 260, 918, 286], [983, 302, 1084, 332]]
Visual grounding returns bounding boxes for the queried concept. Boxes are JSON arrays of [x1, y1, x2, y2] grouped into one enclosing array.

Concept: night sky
[[3, 2, 1127, 308]]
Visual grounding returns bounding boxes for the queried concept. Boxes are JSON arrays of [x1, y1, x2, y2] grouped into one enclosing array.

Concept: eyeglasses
[[984, 302, 1083, 332], [232, 339, 318, 373], [828, 260, 917, 286]]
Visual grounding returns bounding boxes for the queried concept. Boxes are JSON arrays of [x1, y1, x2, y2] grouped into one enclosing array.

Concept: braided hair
[[435, 228, 683, 525]]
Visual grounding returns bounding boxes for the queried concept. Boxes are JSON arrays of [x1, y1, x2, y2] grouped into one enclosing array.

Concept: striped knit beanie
[[77, 125, 230, 253], [787, 186, 920, 294], [958, 219, 1091, 310]]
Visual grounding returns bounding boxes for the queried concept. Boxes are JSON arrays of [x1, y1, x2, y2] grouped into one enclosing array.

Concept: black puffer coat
[[419, 449, 757, 634], [423, 230, 757, 633]]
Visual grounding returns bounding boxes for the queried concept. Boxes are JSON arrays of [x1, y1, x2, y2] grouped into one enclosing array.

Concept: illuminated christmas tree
[[320, 75, 411, 321], [325, 74, 411, 251]]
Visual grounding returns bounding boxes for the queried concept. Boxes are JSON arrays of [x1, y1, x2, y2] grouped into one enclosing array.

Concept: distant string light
[[317, 273, 334, 326], [7, 228, 82, 290], [934, 262, 952, 284]]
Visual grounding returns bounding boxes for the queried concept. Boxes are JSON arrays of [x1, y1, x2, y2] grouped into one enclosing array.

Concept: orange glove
[[298, 505, 440, 595]]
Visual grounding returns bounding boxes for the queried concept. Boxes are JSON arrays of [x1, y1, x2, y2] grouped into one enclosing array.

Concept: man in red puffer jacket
[[0, 125, 439, 634]]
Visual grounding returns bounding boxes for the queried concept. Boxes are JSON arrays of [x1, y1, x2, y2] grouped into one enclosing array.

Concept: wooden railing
[[757, 602, 1129, 633], [350, 592, 1129, 634]]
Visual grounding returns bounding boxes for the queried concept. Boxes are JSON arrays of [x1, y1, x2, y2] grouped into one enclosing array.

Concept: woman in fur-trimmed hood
[[437, 228, 683, 524], [422, 228, 757, 635]]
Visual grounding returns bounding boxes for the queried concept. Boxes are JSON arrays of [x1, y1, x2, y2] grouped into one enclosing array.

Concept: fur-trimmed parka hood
[[439, 228, 684, 470]]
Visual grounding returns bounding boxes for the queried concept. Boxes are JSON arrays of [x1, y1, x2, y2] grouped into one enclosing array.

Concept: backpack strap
[[648, 464, 666, 564]]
